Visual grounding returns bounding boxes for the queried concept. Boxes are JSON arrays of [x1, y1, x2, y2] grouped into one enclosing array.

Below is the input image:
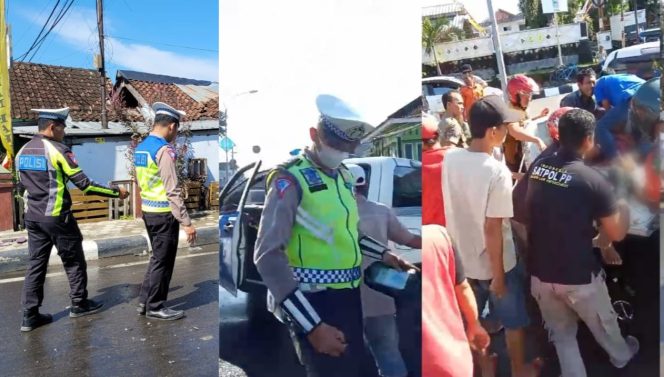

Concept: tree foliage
[[422, 17, 450, 75]]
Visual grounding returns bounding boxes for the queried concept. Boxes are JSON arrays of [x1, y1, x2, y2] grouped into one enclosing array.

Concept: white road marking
[[0, 251, 216, 284]]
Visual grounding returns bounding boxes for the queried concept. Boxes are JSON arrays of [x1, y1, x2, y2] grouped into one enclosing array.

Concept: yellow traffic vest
[[135, 135, 170, 213], [269, 154, 362, 289]]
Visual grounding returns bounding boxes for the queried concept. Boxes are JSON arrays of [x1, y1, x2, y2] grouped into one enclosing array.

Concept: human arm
[[507, 122, 547, 151], [485, 166, 514, 297], [592, 172, 629, 242], [156, 147, 196, 242], [386, 207, 421, 249]]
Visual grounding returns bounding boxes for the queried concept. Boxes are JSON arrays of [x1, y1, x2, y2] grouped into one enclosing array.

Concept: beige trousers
[[530, 272, 631, 377]]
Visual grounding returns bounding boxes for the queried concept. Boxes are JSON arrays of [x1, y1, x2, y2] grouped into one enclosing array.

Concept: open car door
[[219, 160, 262, 296]]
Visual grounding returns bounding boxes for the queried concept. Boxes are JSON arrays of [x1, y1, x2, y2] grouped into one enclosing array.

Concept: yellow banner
[[0, 0, 11, 159]]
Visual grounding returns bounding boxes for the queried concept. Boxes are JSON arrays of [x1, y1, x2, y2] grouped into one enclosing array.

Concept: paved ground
[[0, 245, 218, 377]]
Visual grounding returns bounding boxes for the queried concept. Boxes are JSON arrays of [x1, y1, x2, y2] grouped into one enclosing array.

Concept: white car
[[601, 41, 660, 79]]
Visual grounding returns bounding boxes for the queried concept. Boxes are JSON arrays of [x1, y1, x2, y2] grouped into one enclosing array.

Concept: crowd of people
[[422, 64, 661, 377]]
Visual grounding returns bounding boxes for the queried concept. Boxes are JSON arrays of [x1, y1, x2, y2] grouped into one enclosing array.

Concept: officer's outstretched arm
[[57, 148, 119, 198], [254, 170, 322, 334], [156, 146, 192, 226]]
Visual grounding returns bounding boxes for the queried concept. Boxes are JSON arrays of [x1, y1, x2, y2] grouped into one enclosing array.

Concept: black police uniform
[[17, 134, 120, 311]]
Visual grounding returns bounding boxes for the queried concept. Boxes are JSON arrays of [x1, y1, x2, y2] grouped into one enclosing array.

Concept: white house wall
[[71, 133, 219, 187]]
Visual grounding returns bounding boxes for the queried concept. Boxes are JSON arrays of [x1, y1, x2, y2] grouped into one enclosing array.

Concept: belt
[[292, 266, 362, 285]]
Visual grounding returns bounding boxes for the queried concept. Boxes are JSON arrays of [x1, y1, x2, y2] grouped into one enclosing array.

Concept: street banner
[[0, 0, 12, 166]]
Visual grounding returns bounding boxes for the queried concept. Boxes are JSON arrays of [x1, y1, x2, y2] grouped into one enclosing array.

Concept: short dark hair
[[37, 118, 63, 131], [576, 68, 596, 84], [154, 114, 179, 128], [558, 109, 596, 150], [442, 90, 460, 109]]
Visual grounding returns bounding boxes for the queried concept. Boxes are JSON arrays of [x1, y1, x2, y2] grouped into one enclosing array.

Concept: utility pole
[[633, 0, 638, 43], [486, 0, 508, 100], [620, 3, 626, 48], [554, 13, 564, 66], [96, 0, 108, 129]]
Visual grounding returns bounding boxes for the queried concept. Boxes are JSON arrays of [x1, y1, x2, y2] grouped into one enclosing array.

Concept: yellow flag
[[0, 0, 11, 159]]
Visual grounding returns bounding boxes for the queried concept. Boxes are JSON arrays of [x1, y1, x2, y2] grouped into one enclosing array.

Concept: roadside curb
[[0, 226, 218, 275]]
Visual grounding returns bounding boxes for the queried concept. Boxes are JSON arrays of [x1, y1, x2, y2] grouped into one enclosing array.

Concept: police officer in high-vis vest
[[16, 107, 129, 332], [135, 102, 197, 321], [254, 95, 415, 377]]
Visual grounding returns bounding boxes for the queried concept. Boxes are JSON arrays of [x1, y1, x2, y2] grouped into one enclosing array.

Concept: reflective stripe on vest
[[276, 155, 362, 289], [135, 136, 170, 213]]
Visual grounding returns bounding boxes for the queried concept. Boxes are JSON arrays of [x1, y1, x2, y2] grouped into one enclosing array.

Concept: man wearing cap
[[16, 107, 129, 332], [459, 64, 486, 121], [135, 102, 197, 321], [253, 95, 415, 377], [443, 96, 542, 377]]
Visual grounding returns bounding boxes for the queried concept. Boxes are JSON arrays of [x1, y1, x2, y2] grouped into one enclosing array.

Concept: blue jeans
[[364, 314, 408, 377], [467, 264, 530, 330]]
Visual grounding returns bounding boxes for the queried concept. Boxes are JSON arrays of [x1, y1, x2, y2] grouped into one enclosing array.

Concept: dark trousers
[[289, 288, 367, 377], [138, 213, 180, 311], [22, 216, 88, 310]]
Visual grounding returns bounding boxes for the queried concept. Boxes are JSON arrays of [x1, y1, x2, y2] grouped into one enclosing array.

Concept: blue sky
[[8, 0, 218, 82]]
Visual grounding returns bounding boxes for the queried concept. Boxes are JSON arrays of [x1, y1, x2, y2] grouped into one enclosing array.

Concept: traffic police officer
[[135, 102, 197, 321], [17, 107, 129, 332], [253, 95, 414, 377]]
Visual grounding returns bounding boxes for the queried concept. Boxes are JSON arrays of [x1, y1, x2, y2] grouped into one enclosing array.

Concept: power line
[[27, 0, 76, 62], [17, 0, 76, 62], [17, 0, 61, 61], [106, 35, 218, 53]]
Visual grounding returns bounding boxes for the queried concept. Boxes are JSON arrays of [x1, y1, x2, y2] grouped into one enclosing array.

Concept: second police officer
[[253, 95, 415, 377], [135, 102, 197, 321]]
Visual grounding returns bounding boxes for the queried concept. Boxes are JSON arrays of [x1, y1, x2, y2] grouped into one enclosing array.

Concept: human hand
[[540, 108, 550, 118], [383, 252, 420, 273], [118, 187, 130, 200], [184, 225, 197, 244], [466, 322, 491, 353], [535, 137, 547, 151], [489, 275, 506, 299], [307, 322, 347, 357], [600, 245, 623, 266]]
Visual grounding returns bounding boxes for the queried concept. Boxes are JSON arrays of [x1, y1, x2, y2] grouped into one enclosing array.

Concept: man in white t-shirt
[[443, 95, 542, 377]]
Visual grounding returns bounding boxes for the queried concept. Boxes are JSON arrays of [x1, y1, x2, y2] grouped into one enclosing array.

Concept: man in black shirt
[[523, 109, 638, 376], [559, 69, 604, 119]]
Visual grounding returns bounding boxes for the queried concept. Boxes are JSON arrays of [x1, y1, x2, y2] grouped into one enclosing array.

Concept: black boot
[[137, 303, 146, 316], [21, 309, 53, 332], [69, 299, 104, 318]]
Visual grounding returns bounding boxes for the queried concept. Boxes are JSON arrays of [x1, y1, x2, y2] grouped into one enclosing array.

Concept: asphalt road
[[219, 289, 306, 377], [0, 246, 218, 377]]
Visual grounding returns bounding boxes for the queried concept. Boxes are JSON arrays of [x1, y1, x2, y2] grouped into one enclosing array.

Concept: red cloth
[[422, 146, 453, 226], [422, 225, 473, 377]]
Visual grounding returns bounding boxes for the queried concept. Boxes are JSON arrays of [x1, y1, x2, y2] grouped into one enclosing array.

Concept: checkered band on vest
[[292, 266, 362, 284], [320, 115, 353, 141], [142, 199, 169, 208]]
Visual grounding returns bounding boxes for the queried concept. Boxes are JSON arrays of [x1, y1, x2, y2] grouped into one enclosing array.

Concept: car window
[[220, 171, 268, 212], [392, 164, 421, 208]]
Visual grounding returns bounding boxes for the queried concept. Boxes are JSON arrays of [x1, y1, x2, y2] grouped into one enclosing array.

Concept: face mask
[[317, 141, 348, 169]]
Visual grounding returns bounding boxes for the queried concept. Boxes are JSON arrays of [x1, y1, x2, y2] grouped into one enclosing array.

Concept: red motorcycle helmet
[[507, 74, 540, 106], [546, 107, 575, 142]]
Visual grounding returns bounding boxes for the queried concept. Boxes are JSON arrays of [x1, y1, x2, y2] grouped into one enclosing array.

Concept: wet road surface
[[0, 246, 218, 377], [219, 289, 305, 377]]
